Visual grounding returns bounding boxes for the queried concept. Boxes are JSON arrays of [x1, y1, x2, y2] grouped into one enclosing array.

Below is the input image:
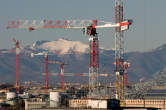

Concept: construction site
[[0, 0, 166, 110]]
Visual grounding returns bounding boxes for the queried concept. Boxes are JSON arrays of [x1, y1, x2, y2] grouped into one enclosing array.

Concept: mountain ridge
[[1, 39, 166, 84]]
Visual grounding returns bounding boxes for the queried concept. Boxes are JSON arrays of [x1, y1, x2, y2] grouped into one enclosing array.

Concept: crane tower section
[[13, 38, 20, 94], [115, 0, 124, 100], [88, 20, 99, 97], [45, 53, 48, 90], [31, 52, 49, 93]]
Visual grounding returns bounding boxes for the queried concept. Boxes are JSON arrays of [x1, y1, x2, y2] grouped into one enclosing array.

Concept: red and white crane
[[45, 53, 48, 90], [114, 0, 132, 100], [47, 61, 67, 90], [13, 38, 21, 94], [0, 41, 23, 94], [31, 52, 49, 91], [7, 18, 132, 97], [31, 52, 67, 90]]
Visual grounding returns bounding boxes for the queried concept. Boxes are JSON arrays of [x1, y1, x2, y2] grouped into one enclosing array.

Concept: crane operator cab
[[83, 24, 97, 36]]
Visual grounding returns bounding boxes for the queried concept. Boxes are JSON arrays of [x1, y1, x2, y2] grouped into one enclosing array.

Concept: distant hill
[[0, 39, 166, 84]]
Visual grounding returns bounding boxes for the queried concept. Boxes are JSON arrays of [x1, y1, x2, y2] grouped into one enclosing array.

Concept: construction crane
[[0, 47, 26, 94], [45, 53, 48, 90], [114, 0, 131, 101], [31, 52, 67, 90], [13, 38, 21, 94], [31, 52, 49, 91], [7, 18, 132, 97], [47, 61, 67, 90]]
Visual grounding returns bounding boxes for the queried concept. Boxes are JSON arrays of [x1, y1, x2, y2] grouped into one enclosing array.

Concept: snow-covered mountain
[[26, 38, 112, 55], [154, 44, 166, 52], [2, 38, 166, 83], [25, 38, 89, 55]]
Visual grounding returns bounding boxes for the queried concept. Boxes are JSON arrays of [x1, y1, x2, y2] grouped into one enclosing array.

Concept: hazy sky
[[0, 0, 166, 52]]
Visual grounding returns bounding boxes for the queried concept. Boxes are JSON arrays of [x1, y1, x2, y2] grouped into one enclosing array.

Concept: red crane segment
[[87, 20, 99, 97], [44, 53, 48, 90], [13, 38, 20, 94], [48, 60, 67, 90], [0, 44, 26, 94], [31, 52, 50, 91], [60, 64, 64, 90]]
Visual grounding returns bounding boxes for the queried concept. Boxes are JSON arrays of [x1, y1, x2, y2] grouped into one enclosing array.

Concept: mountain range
[[0, 38, 166, 84]]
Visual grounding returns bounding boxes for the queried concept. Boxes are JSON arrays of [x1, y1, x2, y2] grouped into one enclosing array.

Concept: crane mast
[[13, 38, 20, 94], [47, 60, 66, 90], [31, 52, 49, 92], [88, 20, 99, 97], [45, 53, 49, 91], [60, 64, 64, 90], [115, 0, 124, 100]]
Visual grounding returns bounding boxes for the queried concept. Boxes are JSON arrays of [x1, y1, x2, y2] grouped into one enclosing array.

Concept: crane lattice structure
[[7, 17, 132, 97], [88, 20, 99, 97], [114, 0, 131, 100]]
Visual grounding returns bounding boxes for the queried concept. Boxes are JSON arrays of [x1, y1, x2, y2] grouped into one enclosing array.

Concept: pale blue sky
[[0, 0, 166, 52]]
